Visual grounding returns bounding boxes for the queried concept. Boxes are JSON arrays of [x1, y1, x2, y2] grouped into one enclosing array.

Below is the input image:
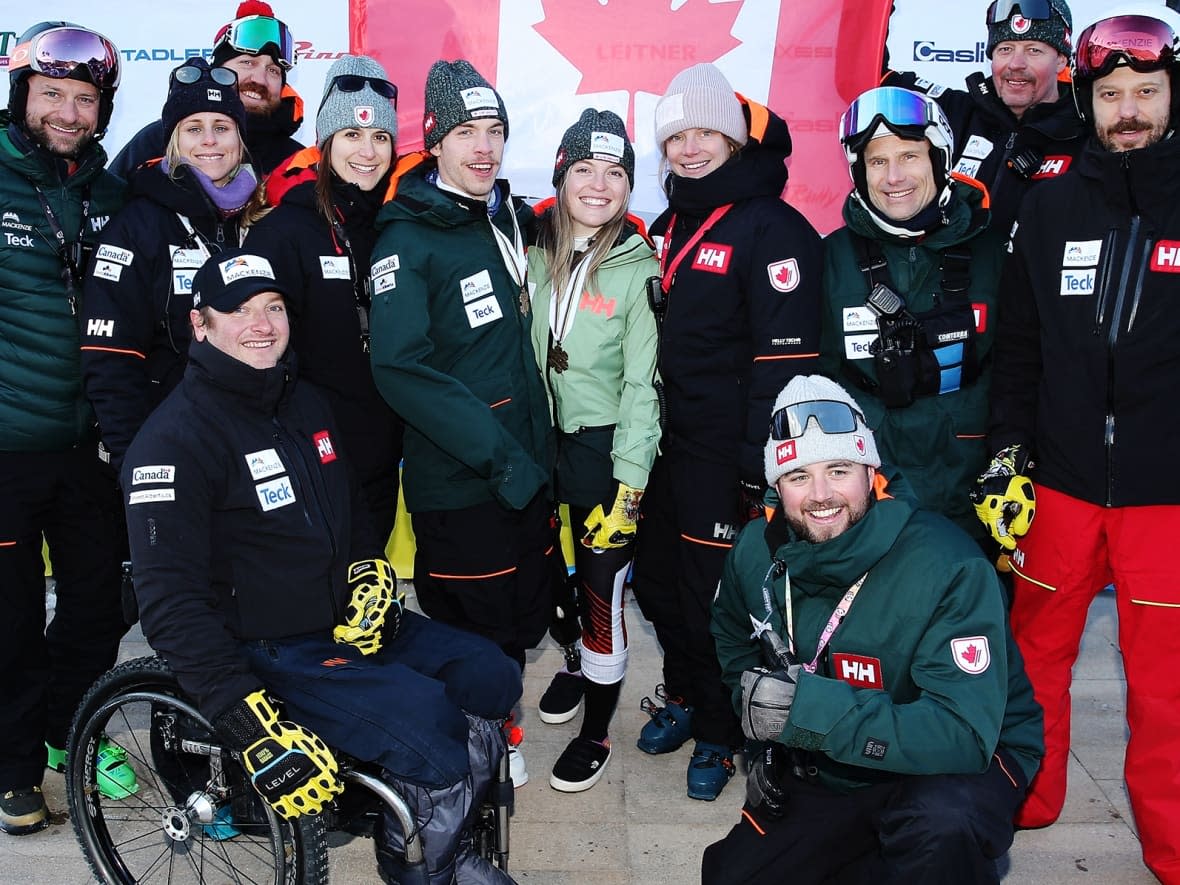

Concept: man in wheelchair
[[120, 248, 520, 884]]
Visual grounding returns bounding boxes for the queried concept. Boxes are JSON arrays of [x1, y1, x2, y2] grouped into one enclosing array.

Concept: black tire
[[66, 656, 329, 884]]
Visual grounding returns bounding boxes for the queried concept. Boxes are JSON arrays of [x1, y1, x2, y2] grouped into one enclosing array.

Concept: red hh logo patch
[[832, 653, 884, 689], [693, 242, 732, 274], [1031, 155, 1071, 179], [314, 431, 337, 464], [776, 440, 797, 464], [1150, 240, 1180, 273]]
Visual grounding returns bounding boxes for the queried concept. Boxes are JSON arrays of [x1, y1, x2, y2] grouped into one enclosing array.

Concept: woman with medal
[[631, 63, 824, 801], [527, 109, 660, 792], [246, 55, 403, 540], [80, 57, 266, 473]]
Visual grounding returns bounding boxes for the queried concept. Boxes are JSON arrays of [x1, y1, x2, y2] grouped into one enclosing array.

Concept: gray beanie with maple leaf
[[654, 63, 747, 151], [422, 59, 508, 149], [553, 108, 635, 188], [317, 55, 398, 149]]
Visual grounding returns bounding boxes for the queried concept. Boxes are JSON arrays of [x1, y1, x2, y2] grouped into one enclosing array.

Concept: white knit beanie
[[764, 376, 881, 487], [653, 63, 747, 149]]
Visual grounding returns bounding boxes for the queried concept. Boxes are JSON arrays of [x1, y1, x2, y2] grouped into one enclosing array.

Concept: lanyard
[[782, 570, 870, 674], [33, 183, 90, 315], [658, 203, 732, 294], [175, 214, 214, 262], [488, 206, 528, 291], [548, 253, 592, 344], [329, 215, 373, 353]]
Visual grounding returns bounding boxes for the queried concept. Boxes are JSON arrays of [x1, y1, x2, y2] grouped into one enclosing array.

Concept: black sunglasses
[[769, 400, 865, 441], [330, 74, 398, 104], [172, 65, 238, 88]]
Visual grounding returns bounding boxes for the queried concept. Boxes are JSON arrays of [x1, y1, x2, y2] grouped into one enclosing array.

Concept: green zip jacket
[[369, 154, 553, 512], [819, 182, 1006, 538], [0, 114, 125, 452], [712, 472, 1043, 792], [527, 221, 660, 494]]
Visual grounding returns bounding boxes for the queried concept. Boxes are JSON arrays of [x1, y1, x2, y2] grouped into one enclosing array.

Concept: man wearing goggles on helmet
[[885, 0, 1086, 237], [818, 86, 1007, 548], [988, 12, 1180, 882], [110, 0, 305, 181], [0, 21, 130, 837]]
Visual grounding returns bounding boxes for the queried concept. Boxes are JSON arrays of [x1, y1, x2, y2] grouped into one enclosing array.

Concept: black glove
[[745, 742, 791, 820], [214, 691, 343, 819]]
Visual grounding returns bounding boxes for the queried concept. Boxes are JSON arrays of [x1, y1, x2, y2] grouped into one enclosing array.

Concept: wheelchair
[[65, 655, 512, 884]]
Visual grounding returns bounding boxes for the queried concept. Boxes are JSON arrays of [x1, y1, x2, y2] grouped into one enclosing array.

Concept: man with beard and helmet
[[703, 374, 1042, 885], [885, 0, 1085, 238], [818, 86, 1007, 545], [983, 13, 1180, 881], [0, 21, 133, 836], [110, 0, 305, 181]]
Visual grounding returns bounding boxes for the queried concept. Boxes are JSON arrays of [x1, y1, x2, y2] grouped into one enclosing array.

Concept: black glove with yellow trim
[[333, 558, 403, 655], [581, 481, 643, 550], [970, 444, 1036, 551], [214, 691, 343, 819]]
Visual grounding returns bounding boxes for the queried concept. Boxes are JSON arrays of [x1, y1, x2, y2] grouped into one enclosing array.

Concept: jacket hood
[[253, 82, 305, 142], [376, 152, 515, 231], [266, 144, 319, 205], [187, 336, 295, 414], [662, 96, 791, 215], [1075, 129, 1180, 220]]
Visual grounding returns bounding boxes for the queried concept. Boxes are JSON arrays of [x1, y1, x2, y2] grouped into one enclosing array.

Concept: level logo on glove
[[582, 482, 643, 550], [970, 444, 1035, 551], [216, 691, 343, 819], [334, 558, 403, 655]]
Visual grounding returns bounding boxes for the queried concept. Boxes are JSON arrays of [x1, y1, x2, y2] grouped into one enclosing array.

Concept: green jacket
[[819, 182, 1005, 537], [0, 115, 125, 452], [369, 154, 553, 512], [712, 471, 1043, 792], [527, 220, 661, 497]]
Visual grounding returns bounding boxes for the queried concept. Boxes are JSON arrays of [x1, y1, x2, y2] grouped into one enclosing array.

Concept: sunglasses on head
[[213, 14, 296, 70], [330, 74, 398, 104], [172, 64, 238, 87], [1074, 14, 1178, 81], [985, 0, 1056, 26], [769, 400, 865, 441], [9, 25, 120, 90]]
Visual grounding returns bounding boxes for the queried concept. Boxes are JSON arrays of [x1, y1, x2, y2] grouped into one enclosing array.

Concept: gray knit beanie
[[653, 63, 747, 150], [317, 55, 398, 149], [764, 376, 880, 487], [552, 108, 634, 188], [422, 59, 507, 149], [986, 0, 1072, 58]]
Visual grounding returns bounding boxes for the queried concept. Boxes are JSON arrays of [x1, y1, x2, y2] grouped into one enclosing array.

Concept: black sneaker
[[0, 786, 49, 836], [538, 670, 585, 724], [549, 737, 611, 793]]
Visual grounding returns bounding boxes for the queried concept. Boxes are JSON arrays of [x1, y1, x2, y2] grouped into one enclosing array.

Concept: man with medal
[[368, 59, 558, 788], [703, 374, 1043, 884]]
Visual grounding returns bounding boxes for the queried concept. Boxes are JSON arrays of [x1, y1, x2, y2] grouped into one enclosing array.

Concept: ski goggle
[[1073, 14, 1177, 80], [840, 86, 933, 146], [985, 0, 1055, 26], [770, 401, 865, 441], [213, 15, 296, 70], [329, 74, 398, 104], [8, 26, 120, 90], [171, 64, 237, 88]]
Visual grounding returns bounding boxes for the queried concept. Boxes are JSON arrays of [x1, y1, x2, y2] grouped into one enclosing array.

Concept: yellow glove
[[334, 558, 402, 655], [215, 691, 343, 819], [970, 445, 1036, 551], [581, 482, 643, 550]]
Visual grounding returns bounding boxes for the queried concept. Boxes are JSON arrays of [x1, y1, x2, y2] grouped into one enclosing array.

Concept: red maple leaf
[[534, 0, 744, 137], [961, 644, 979, 665], [775, 265, 792, 285]]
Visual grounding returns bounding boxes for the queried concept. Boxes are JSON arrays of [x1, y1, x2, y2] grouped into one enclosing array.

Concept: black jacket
[[123, 339, 378, 718], [887, 71, 1086, 236], [653, 98, 823, 483], [80, 163, 248, 470], [108, 84, 305, 182], [990, 133, 1180, 507]]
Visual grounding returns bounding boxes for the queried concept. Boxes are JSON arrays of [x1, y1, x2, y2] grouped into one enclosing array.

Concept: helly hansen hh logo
[[1151, 240, 1180, 273], [832, 653, 884, 689], [693, 242, 731, 274]]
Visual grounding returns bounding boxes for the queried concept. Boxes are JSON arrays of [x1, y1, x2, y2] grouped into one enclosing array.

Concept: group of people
[[1, 0, 1178, 883]]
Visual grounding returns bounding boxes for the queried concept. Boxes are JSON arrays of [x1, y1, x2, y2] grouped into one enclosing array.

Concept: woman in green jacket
[[527, 109, 660, 792]]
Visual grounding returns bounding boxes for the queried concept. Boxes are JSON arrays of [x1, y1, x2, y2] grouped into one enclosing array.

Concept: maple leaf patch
[[767, 258, 800, 293], [950, 636, 991, 675]]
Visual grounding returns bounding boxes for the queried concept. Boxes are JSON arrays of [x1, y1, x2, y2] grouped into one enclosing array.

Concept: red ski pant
[[1009, 485, 1180, 884]]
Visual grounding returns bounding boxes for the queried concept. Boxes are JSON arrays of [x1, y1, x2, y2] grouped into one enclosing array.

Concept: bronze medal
[[547, 342, 569, 373], [519, 285, 530, 316]]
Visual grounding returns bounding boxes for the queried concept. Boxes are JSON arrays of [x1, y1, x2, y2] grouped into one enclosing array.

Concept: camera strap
[[33, 182, 90, 315]]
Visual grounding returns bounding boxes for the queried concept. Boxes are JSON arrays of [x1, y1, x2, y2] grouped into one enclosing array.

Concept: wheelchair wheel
[[66, 656, 329, 884]]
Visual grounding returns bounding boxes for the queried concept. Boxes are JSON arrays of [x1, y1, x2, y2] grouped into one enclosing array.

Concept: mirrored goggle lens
[[1075, 14, 1177, 79], [223, 15, 295, 69], [332, 75, 398, 102], [173, 65, 238, 87], [13, 26, 121, 89], [985, 0, 1054, 26], [840, 87, 930, 143], [769, 401, 863, 440]]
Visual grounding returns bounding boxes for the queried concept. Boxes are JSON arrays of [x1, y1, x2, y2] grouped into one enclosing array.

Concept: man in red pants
[[981, 12, 1180, 883]]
